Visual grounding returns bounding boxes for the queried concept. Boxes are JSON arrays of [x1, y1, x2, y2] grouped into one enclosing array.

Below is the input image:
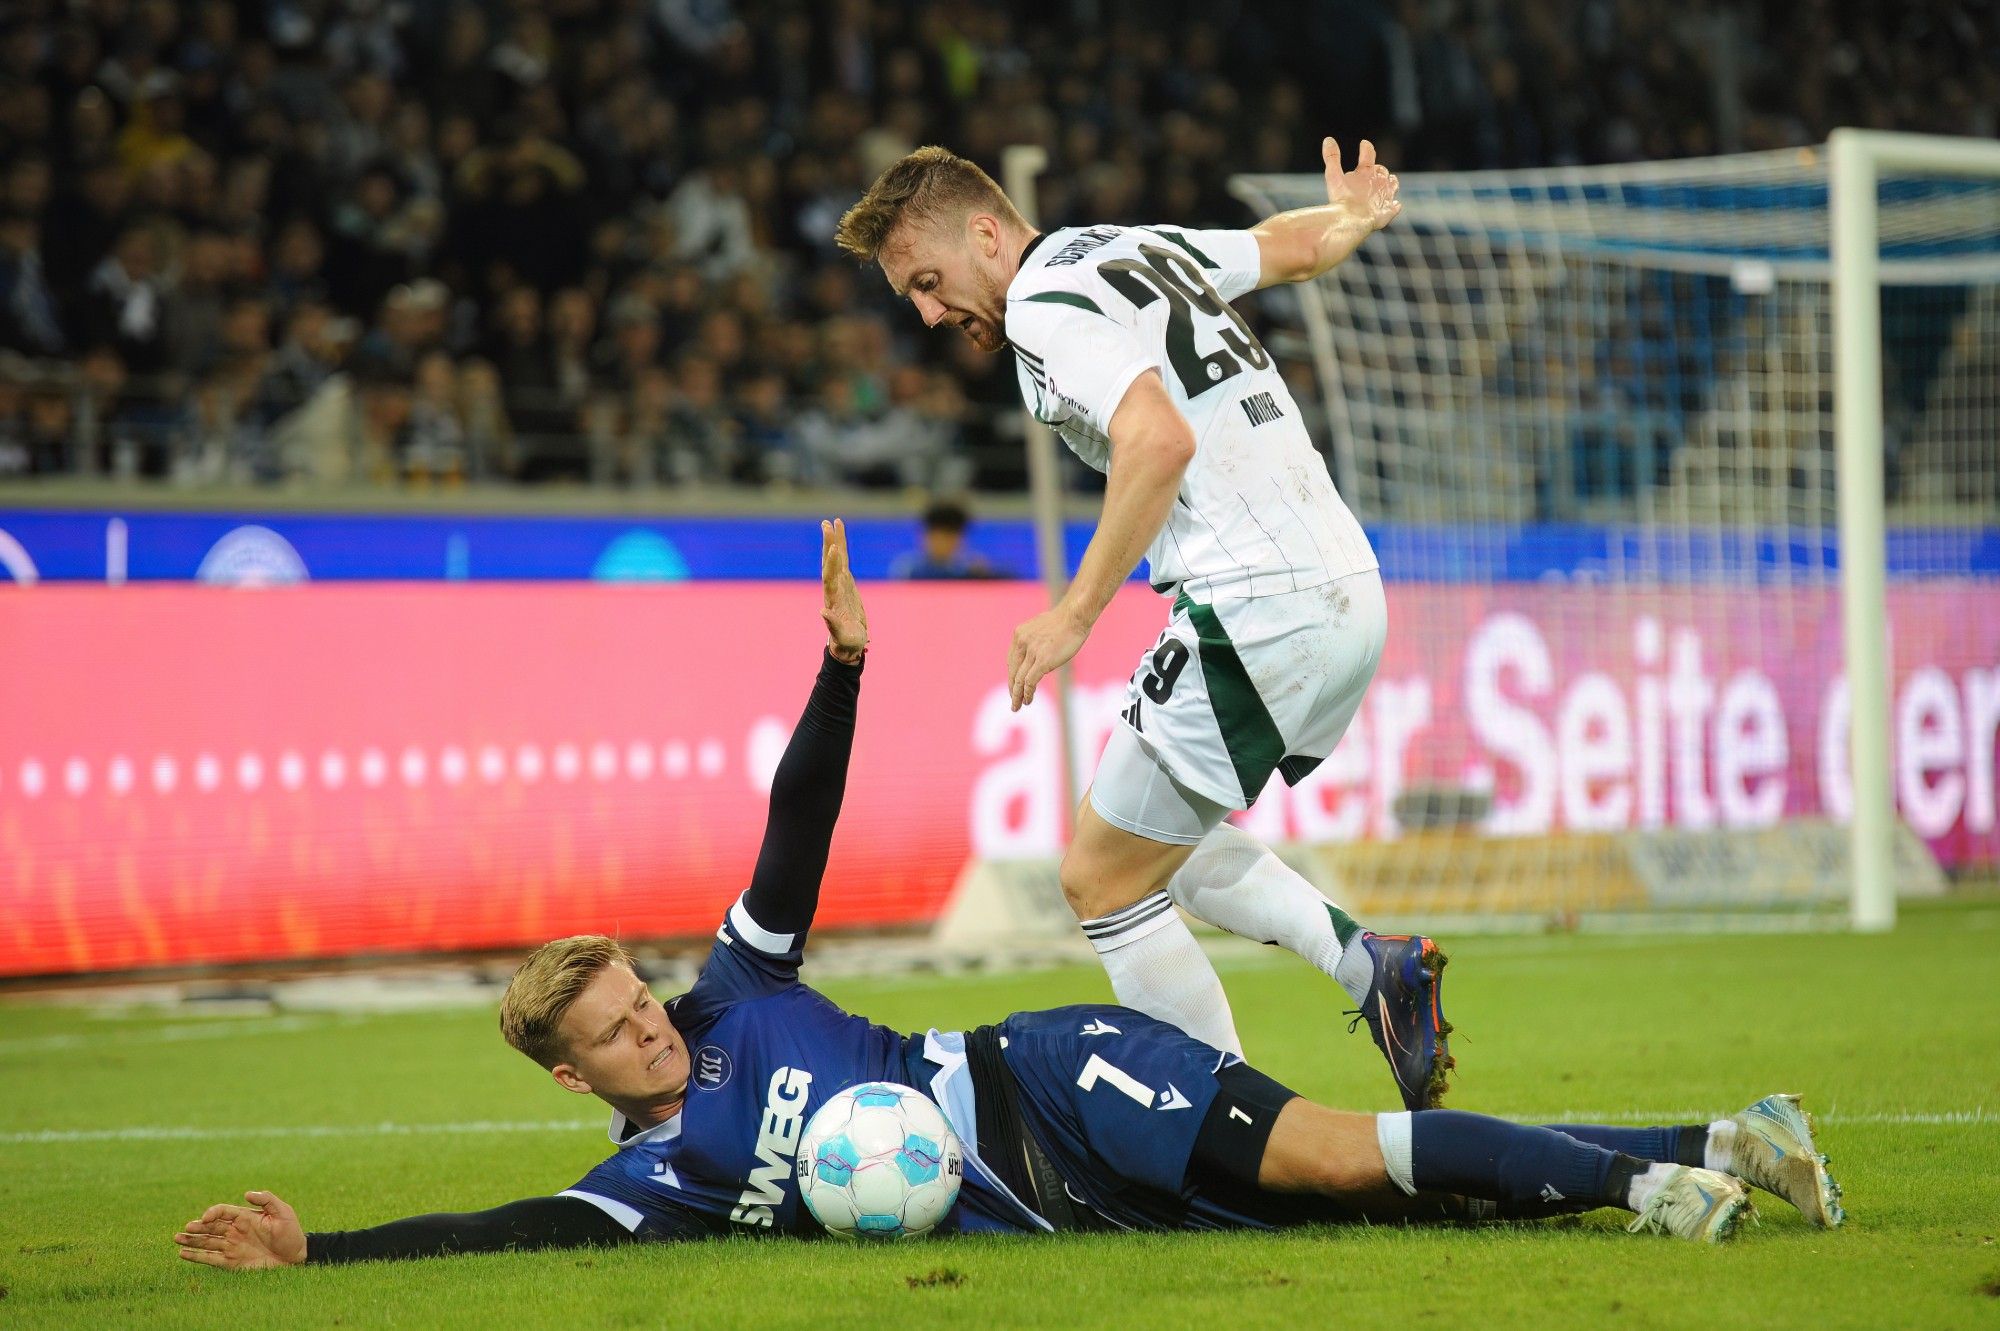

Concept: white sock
[[1376, 1111, 1417, 1196], [1704, 1119, 1738, 1172], [1081, 892, 1243, 1057], [1626, 1161, 1679, 1212], [1163, 823, 1375, 1004]]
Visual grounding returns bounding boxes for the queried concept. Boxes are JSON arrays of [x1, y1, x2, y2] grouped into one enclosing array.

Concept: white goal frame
[[1227, 132, 1999, 931], [1831, 129, 2000, 931]]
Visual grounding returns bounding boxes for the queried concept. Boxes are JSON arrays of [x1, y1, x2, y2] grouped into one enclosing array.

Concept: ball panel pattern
[[811, 1135, 858, 1188], [896, 1135, 943, 1186]]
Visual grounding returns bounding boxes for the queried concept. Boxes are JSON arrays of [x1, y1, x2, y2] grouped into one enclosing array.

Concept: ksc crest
[[692, 1045, 732, 1091]]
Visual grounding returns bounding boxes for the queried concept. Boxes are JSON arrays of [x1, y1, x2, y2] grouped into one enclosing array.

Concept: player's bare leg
[[1059, 794, 1245, 1055]]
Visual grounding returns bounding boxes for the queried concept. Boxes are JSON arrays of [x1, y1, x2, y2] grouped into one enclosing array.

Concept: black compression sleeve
[[303, 1196, 636, 1264], [738, 649, 863, 938], [1187, 1062, 1301, 1189]]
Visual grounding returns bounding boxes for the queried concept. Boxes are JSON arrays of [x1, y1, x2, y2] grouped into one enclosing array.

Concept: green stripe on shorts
[[1184, 600, 1285, 803]]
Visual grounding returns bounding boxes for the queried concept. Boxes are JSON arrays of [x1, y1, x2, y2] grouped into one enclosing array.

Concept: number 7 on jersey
[[1076, 1052, 1157, 1107]]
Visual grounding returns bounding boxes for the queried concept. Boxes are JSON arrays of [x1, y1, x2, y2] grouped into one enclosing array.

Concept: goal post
[[1830, 130, 2000, 930], [1002, 143, 1081, 830], [1230, 136, 2000, 931]]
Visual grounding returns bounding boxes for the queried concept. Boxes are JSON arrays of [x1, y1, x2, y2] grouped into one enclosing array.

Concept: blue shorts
[[999, 1004, 1344, 1232]]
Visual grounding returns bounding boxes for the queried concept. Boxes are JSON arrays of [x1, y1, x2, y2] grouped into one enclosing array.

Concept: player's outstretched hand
[[821, 518, 868, 664], [1324, 137, 1400, 231], [1008, 604, 1089, 712], [173, 1189, 307, 1270]]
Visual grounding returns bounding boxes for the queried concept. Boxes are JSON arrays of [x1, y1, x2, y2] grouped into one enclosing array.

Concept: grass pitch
[[3, 899, 1998, 1330]]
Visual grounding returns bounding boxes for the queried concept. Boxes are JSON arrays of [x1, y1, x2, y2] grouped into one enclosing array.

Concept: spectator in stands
[[0, 207, 64, 358], [324, 162, 413, 317], [117, 72, 199, 179], [734, 368, 799, 483], [665, 155, 759, 283], [547, 287, 599, 417], [43, 156, 128, 299], [795, 374, 884, 487], [260, 299, 349, 424], [403, 349, 467, 485], [176, 368, 259, 482], [456, 357, 512, 479], [0, 376, 30, 475], [82, 225, 169, 377], [621, 362, 678, 488], [20, 382, 78, 475], [665, 352, 742, 483], [593, 290, 662, 395], [162, 227, 233, 377], [478, 285, 557, 450], [889, 498, 1000, 580], [2, 154, 53, 228]]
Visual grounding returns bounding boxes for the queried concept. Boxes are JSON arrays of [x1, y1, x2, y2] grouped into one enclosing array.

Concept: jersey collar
[[608, 1107, 683, 1148], [1005, 228, 1063, 326]]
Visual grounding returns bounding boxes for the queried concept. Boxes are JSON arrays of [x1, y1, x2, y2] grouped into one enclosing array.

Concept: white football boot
[[1625, 1166, 1756, 1244], [1727, 1093, 1846, 1228]]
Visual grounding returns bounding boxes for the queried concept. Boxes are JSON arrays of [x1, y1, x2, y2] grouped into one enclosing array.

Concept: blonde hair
[[499, 934, 636, 1068], [834, 146, 1027, 261]]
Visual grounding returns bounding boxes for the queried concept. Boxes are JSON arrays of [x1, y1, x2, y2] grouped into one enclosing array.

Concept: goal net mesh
[[1227, 148, 2000, 928]]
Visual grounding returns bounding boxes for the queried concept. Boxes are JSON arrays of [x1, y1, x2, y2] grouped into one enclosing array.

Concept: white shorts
[[1089, 570, 1387, 845]]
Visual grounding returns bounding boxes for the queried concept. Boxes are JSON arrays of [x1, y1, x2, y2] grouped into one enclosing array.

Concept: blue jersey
[[559, 894, 1322, 1239], [559, 896, 1048, 1239]]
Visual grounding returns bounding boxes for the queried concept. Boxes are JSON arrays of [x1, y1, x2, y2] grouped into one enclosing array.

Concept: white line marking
[[0, 1107, 1983, 1148], [0, 1120, 599, 1146], [0, 1015, 344, 1055], [1511, 1108, 1989, 1127]]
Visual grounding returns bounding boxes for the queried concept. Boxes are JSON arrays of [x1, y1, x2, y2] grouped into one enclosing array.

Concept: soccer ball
[[795, 1081, 963, 1239]]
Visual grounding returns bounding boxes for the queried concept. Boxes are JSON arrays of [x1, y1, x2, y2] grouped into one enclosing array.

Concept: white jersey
[[1005, 224, 1376, 601]]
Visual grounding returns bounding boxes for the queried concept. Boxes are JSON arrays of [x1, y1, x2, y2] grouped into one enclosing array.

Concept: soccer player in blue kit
[[173, 522, 1842, 1269]]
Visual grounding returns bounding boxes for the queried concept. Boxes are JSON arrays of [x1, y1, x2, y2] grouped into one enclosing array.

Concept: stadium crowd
[[0, 0, 1991, 488]]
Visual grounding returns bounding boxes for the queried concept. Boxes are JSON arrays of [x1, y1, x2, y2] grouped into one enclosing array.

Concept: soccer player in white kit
[[837, 140, 1453, 1110]]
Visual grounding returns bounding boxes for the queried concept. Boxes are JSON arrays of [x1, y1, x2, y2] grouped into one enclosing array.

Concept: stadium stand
[[0, 0, 1992, 492]]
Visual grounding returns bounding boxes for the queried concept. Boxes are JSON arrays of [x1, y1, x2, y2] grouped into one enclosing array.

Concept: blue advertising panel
[[0, 507, 1991, 585]]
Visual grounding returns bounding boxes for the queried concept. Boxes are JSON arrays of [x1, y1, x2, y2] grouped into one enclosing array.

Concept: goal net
[[1227, 140, 2000, 930]]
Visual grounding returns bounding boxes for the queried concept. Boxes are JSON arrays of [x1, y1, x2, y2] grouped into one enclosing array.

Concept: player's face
[[556, 965, 689, 1106], [881, 217, 1008, 354]]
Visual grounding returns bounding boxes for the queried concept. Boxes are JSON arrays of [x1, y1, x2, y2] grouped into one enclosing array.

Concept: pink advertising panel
[[2, 581, 1994, 976]]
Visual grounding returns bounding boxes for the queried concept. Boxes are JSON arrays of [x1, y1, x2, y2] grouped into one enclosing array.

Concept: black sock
[[1674, 1125, 1710, 1168], [1603, 1152, 1649, 1209]]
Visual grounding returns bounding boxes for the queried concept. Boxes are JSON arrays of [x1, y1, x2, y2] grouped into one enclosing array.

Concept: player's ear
[[969, 212, 1000, 258], [550, 1062, 592, 1096]]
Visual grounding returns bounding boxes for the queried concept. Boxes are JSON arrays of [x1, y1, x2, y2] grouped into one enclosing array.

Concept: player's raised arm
[[733, 519, 868, 940], [173, 1190, 648, 1268], [1248, 138, 1401, 289]]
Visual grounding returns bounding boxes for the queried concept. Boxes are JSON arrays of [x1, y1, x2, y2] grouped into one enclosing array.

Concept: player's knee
[[1058, 853, 1126, 920], [1061, 807, 1188, 922], [1060, 843, 1166, 921]]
